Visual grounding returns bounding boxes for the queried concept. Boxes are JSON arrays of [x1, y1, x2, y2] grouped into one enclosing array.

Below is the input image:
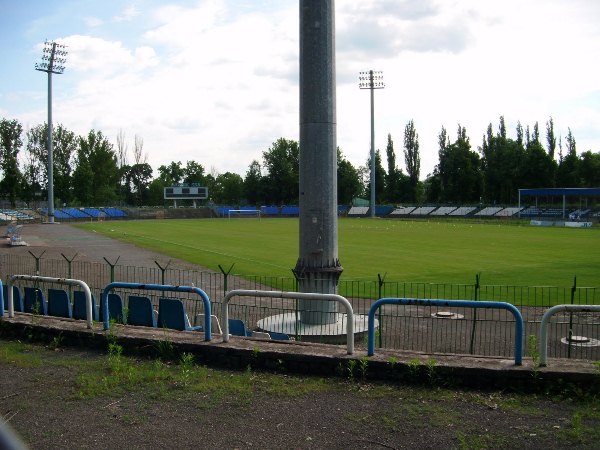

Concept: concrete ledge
[[1, 313, 598, 392]]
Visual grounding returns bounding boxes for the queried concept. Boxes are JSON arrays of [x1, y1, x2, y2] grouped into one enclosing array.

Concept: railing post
[[28, 250, 46, 276], [218, 263, 235, 296], [469, 273, 480, 355], [154, 260, 171, 286], [567, 276, 577, 359], [377, 273, 386, 348], [61, 252, 78, 297]]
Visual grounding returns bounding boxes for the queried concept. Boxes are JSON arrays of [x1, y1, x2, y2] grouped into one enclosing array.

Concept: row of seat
[[1, 285, 290, 339]]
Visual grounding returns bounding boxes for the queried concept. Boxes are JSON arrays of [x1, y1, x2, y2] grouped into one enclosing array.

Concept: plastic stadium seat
[[269, 331, 291, 341], [100, 292, 126, 324], [228, 318, 253, 337], [127, 295, 157, 327], [47, 288, 72, 318], [73, 291, 99, 321], [24, 287, 47, 315], [157, 298, 201, 331]]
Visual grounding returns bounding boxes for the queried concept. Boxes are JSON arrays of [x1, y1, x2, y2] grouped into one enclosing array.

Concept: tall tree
[[262, 138, 299, 204], [75, 130, 119, 204], [337, 149, 362, 205], [0, 118, 23, 206], [244, 160, 264, 205], [365, 149, 386, 204], [545, 117, 556, 159], [556, 128, 579, 187], [158, 161, 184, 185], [385, 134, 401, 203], [403, 120, 420, 202], [183, 160, 205, 185]]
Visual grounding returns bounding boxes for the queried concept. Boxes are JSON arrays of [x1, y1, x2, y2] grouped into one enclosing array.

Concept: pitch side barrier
[[539, 304, 600, 367], [3, 275, 94, 329], [222, 289, 355, 354], [101, 282, 212, 340], [367, 298, 525, 365]]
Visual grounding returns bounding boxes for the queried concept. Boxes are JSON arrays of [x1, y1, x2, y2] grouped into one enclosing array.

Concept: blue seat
[[157, 298, 201, 331], [23, 287, 47, 315], [127, 295, 157, 327], [47, 288, 72, 318], [73, 291, 99, 321], [228, 318, 252, 337], [268, 331, 291, 341], [2, 285, 23, 312], [100, 292, 126, 324]]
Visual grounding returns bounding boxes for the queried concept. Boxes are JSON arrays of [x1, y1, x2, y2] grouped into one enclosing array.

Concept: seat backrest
[[100, 292, 125, 324], [269, 331, 291, 341], [228, 318, 250, 337], [47, 288, 72, 318], [73, 291, 98, 321], [23, 287, 47, 315], [157, 298, 187, 331], [2, 285, 23, 312], [127, 295, 157, 327], [196, 314, 222, 334]]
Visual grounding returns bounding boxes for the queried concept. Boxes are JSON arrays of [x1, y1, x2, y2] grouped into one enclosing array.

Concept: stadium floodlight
[[35, 41, 68, 224], [359, 70, 384, 218]]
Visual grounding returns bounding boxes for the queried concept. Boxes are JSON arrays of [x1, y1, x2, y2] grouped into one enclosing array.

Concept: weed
[[346, 359, 356, 381], [154, 328, 175, 361], [426, 358, 437, 383], [180, 352, 194, 386], [388, 356, 398, 370], [594, 360, 600, 375], [528, 334, 541, 379], [407, 358, 421, 380], [48, 332, 64, 351], [358, 356, 368, 382]]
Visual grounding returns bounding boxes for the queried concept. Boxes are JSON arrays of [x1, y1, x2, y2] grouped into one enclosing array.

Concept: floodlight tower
[[359, 70, 384, 218], [35, 41, 67, 224]]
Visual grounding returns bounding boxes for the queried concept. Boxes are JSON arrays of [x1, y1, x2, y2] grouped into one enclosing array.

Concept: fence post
[[291, 269, 301, 340], [218, 263, 235, 296], [103, 256, 120, 283], [28, 250, 46, 276], [154, 260, 171, 286], [567, 276, 577, 358], [377, 273, 387, 348], [61, 252, 78, 298], [469, 273, 480, 355]]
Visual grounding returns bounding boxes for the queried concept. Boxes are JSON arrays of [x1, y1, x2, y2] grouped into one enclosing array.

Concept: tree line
[[0, 116, 598, 209]]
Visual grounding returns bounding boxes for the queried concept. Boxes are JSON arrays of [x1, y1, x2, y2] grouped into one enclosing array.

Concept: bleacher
[[495, 207, 523, 217], [430, 206, 457, 216], [39, 208, 72, 220], [103, 207, 127, 217], [375, 206, 394, 216], [338, 205, 349, 215], [281, 206, 299, 216], [409, 206, 436, 216], [261, 206, 279, 216], [390, 206, 415, 216], [348, 206, 369, 216], [60, 208, 90, 219], [0, 209, 34, 221], [475, 207, 503, 216], [82, 208, 102, 217], [448, 206, 477, 216]]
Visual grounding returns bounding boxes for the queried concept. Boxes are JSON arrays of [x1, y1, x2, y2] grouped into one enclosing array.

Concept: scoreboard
[[164, 184, 208, 200]]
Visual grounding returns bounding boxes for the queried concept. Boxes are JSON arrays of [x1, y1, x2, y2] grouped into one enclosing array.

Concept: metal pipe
[[222, 289, 354, 354]]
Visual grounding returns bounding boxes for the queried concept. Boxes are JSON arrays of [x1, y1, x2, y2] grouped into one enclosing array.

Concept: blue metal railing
[[101, 282, 212, 341], [368, 298, 525, 365]]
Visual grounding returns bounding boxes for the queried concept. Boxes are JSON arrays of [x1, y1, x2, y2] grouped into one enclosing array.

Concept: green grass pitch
[[77, 218, 599, 288]]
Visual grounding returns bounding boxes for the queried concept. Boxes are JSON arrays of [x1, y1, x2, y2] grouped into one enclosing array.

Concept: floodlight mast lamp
[[359, 70, 384, 218], [35, 41, 67, 224]]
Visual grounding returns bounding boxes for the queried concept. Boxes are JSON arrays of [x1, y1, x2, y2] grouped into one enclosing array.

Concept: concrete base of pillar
[[257, 313, 377, 345]]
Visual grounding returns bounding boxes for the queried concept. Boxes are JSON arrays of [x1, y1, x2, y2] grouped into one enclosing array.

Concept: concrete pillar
[[295, 0, 343, 324]]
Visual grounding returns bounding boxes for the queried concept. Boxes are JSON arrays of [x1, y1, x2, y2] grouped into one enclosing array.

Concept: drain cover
[[567, 335, 590, 343], [560, 335, 600, 347], [431, 311, 464, 320]]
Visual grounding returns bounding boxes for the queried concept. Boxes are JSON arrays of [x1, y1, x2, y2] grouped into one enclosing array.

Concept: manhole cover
[[560, 335, 600, 347], [431, 311, 464, 320]]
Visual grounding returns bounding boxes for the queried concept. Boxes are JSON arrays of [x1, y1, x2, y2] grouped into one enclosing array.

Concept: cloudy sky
[[1, 0, 599, 180]]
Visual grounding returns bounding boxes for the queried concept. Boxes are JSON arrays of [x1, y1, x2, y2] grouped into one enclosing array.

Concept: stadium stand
[[430, 206, 457, 216], [520, 207, 539, 217], [39, 208, 72, 220], [103, 207, 127, 217], [348, 206, 369, 216], [82, 208, 102, 217], [338, 205, 349, 215], [475, 206, 503, 216], [60, 208, 91, 219], [448, 206, 477, 216], [409, 206, 436, 216], [375, 206, 394, 216], [495, 207, 523, 217], [281, 206, 300, 216], [390, 206, 415, 216], [261, 206, 279, 216], [0, 209, 34, 221]]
